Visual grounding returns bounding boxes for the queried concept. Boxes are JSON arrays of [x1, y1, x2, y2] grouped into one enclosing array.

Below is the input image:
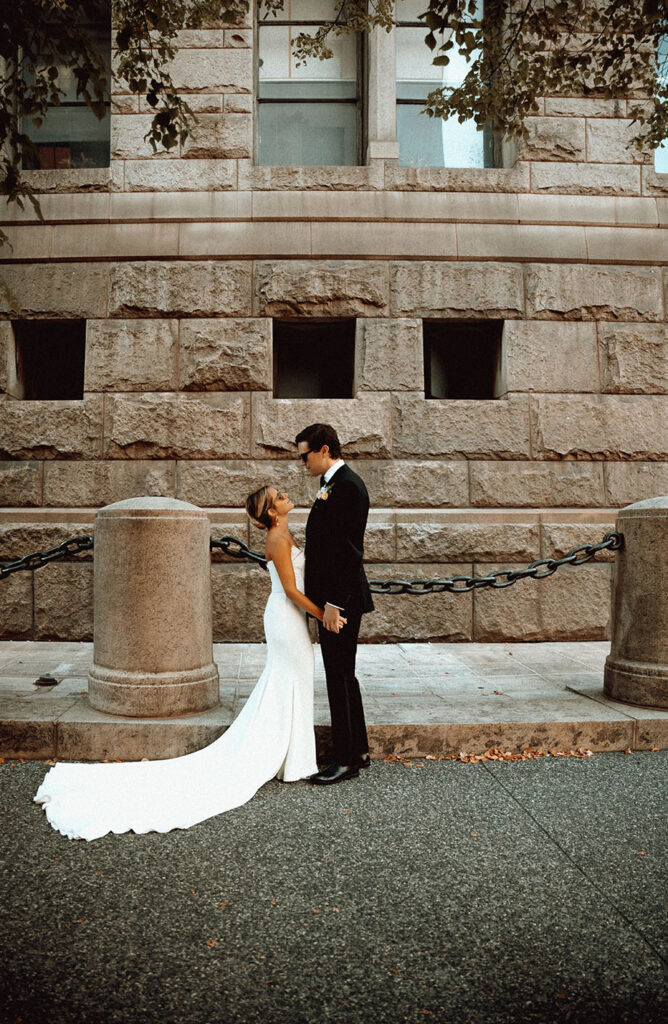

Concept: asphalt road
[[1, 753, 666, 1024]]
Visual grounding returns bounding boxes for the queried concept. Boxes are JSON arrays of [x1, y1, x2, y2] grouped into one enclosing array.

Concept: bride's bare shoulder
[[265, 530, 292, 559]]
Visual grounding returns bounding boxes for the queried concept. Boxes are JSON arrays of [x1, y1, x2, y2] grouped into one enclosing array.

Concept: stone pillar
[[604, 496, 668, 709], [88, 497, 219, 717]]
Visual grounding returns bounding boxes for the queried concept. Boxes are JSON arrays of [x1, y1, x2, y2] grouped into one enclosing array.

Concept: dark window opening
[[273, 320, 355, 398], [424, 320, 503, 399], [12, 320, 86, 400]]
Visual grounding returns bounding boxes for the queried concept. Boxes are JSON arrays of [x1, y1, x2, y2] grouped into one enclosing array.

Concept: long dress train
[[34, 547, 318, 841]]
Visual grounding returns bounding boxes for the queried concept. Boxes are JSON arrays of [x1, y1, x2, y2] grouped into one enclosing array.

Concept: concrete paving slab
[[0, 640, 665, 762]]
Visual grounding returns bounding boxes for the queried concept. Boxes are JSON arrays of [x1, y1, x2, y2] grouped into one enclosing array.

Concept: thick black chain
[[1, 530, 623, 591], [0, 535, 94, 580], [210, 531, 624, 594]]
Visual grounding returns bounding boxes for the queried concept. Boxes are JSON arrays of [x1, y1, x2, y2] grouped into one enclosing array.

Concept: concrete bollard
[[88, 497, 219, 718], [604, 496, 668, 710]]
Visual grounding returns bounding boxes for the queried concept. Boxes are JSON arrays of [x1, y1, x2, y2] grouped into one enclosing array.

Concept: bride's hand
[[323, 604, 346, 633]]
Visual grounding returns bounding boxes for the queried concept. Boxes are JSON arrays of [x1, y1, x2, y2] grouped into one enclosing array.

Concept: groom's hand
[[323, 603, 345, 633]]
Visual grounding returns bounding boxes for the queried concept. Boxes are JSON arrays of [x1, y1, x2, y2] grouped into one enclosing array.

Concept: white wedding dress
[[34, 547, 318, 841]]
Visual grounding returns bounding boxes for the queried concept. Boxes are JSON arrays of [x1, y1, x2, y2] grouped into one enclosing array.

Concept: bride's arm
[[266, 536, 330, 623]]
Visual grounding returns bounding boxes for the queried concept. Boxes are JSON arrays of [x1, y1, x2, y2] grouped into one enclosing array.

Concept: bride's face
[[268, 488, 294, 519]]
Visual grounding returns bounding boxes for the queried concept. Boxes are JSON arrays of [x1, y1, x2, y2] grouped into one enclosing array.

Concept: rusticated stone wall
[[1, 5, 667, 643]]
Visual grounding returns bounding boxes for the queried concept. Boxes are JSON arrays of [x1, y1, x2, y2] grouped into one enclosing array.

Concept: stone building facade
[[1, 4, 667, 644]]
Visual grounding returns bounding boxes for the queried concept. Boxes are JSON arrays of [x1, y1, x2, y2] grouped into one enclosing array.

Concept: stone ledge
[[1, 688, 663, 761]]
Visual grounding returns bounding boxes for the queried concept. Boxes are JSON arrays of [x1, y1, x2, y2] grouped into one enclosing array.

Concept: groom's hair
[[294, 423, 342, 459]]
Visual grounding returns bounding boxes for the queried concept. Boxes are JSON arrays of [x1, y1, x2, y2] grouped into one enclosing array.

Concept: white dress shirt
[[322, 460, 345, 609]]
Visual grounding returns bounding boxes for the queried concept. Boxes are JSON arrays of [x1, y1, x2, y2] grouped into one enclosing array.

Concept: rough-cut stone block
[[544, 98, 626, 118], [354, 460, 470, 508], [473, 563, 611, 642], [531, 395, 668, 460], [252, 393, 392, 459], [0, 524, 93, 562], [0, 573, 33, 639], [354, 319, 423, 392], [586, 119, 644, 164], [0, 264, 109, 318], [176, 459, 315, 508], [211, 563, 269, 642], [360, 564, 473, 642], [181, 114, 251, 159], [0, 462, 42, 506], [395, 520, 540, 562], [530, 162, 641, 196], [180, 318, 272, 391], [541, 522, 617, 562], [167, 48, 251, 92], [0, 397, 103, 459], [111, 115, 178, 160], [104, 393, 250, 459], [109, 261, 251, 317], [225, 94, 252, 114], [603, 462, 668, 507], [123, 159, 237, 191], [598, 323, 668, 394], [42, 461, 176, 507], [85, 320, 178, 391], [501, 322, 599, 393], [383, 163, 531, 194], [390, 262, 524, 319], [34, 563, 93, 641], [20, 167, 113, 193], [521, 117, 586, 161], [238, 163, 385, 192], [470, 461, 605, 508], [254, 260, 389, 317], [525, 264, 663, 321], [393, 394, 531, 460]]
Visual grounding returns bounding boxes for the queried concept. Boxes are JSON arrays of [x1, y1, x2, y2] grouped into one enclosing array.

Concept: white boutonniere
[[315, 483, 333, 502]]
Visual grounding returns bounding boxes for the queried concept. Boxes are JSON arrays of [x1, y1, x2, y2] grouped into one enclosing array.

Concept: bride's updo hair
[[246, 485, 275, 530]]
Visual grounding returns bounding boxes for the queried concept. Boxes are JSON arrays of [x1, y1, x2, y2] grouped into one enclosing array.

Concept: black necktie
[[319, 475, 326, 487]]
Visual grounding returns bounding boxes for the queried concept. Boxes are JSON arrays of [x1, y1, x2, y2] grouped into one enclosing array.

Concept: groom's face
[[297, 441, 328, 477]]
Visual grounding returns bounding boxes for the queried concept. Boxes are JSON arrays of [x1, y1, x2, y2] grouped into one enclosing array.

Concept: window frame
[[19, 17, 112, 171], [394, 5, 495, 169], [255, 9, 366, 167]]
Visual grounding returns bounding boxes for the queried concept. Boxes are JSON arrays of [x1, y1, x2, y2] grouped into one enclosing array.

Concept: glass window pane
[[259, 24, 356, 83], [656, 141, 668, 174], [397, 103, 485, 168], [258, 101, 358, 166], [260, 80, 356, 100], [22, 105, 110, 168]]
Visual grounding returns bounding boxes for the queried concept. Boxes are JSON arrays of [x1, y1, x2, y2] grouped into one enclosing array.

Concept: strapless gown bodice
[[34, 547, 317, 840]]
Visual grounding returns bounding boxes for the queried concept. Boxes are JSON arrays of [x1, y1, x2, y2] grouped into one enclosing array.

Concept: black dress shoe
[[309, 763, 360, 786], [358, 754, 371, 770]]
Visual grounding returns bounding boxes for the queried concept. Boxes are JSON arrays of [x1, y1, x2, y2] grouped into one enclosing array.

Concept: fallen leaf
[[494, 691, 504, 695], [481, 692, 490, 696], [470, 832, 478, 837], [636, 851, 646, 856], [312, 909, 321, 915], [651, 747, 660, 752], [270, 900, 277, 906], [219, 902, 227, 908], [625, 748, 632, 754], [206, 940, 217, 947]]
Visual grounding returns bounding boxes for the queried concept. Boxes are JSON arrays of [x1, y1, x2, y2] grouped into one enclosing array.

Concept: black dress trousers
[[304, 464, 374, 766]]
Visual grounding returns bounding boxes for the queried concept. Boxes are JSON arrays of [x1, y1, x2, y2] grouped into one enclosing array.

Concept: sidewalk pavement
[[1, 640, 666, 761]]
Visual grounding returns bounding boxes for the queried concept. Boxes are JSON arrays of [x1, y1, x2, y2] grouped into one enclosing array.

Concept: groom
[[295, 423, 374, 785]]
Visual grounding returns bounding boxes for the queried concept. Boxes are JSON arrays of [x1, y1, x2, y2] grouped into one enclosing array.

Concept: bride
[[34, 486, 345, 841]]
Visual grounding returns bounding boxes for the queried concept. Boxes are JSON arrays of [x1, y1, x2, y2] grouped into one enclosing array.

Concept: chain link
[[209, 531, 624, 594], [1, 530, 623, 592], [0, 535, 94, 580]]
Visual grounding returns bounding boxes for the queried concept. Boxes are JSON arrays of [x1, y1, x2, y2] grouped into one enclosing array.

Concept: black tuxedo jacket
[[304, 463, 374, 617]]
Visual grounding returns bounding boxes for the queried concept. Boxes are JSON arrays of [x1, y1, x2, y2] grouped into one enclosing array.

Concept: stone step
[[1, 640, 666, 762]]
